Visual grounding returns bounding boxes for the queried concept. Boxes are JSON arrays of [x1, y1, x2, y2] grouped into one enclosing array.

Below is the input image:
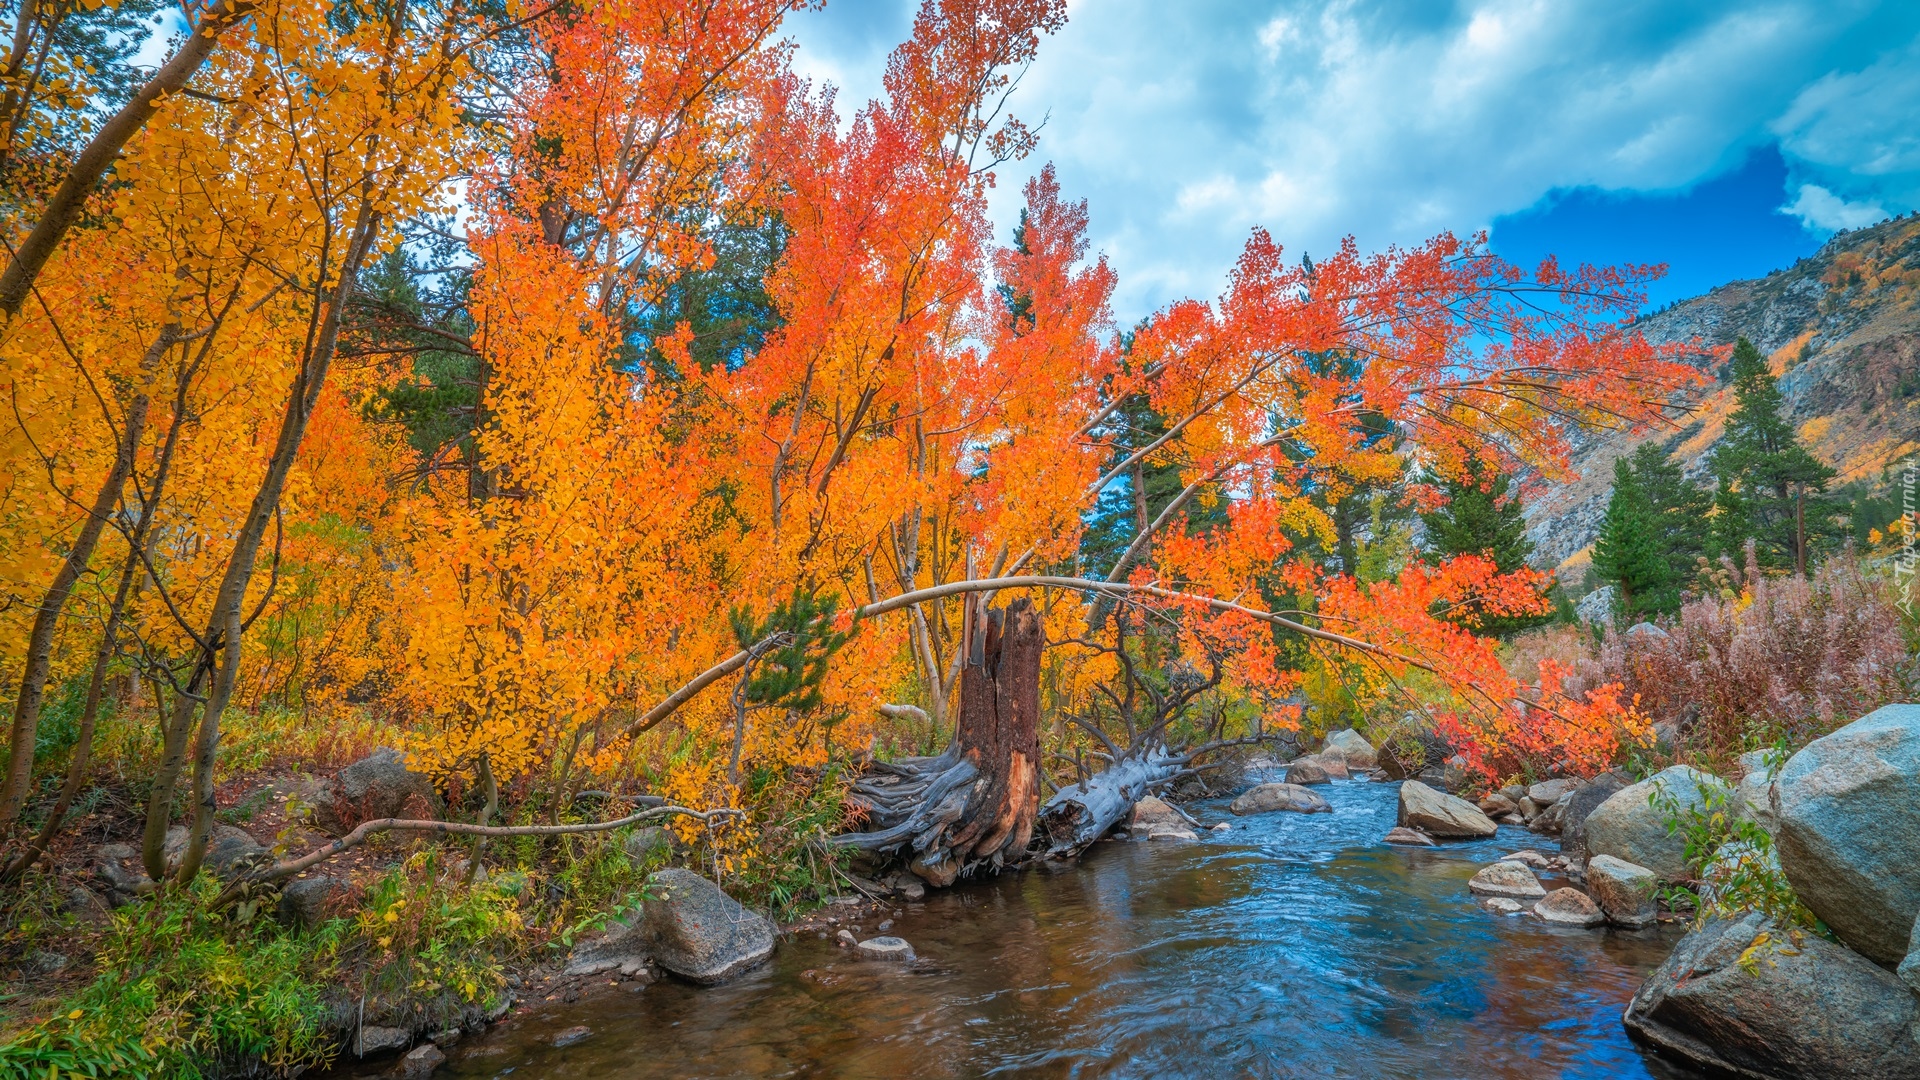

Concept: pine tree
[[1421, 457, 1535, 573], [1592, 456, 1668, 621], [1708, 337, 1842, 573], [1620, 441, 1709, 615], [1420, 456, 1548, 632]]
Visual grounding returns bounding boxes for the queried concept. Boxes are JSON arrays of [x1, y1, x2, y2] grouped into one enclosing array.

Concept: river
[[407, 777, 1701, 1079]]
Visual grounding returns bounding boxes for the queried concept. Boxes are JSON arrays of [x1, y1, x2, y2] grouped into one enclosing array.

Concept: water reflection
[[400, 780, 1703, 1079]]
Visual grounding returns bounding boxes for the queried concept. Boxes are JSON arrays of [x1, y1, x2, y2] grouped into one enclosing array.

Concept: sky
[[785, 0, 1920, 320]]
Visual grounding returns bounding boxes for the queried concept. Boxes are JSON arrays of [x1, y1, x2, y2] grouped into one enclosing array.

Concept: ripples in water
[[361, 778, 1706, 1079]]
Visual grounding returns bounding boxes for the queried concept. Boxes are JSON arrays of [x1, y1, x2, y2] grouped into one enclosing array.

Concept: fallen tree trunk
[[834, 598, 1042, 886], [1034, 744, 1180, 857]]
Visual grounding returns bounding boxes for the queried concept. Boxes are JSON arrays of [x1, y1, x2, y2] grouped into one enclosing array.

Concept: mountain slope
[[1526, 215, 1920, 579]]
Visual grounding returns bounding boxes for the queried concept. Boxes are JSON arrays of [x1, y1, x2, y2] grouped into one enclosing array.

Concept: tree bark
[[834, 598, 1042, 886], [1033, 745, 1179, 857]]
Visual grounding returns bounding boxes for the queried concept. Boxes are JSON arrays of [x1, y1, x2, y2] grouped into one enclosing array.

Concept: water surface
[[421, 779, 1700, 1079]]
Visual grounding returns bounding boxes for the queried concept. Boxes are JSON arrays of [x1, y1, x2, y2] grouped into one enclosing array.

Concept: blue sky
[[786, 0, 1920, 319]]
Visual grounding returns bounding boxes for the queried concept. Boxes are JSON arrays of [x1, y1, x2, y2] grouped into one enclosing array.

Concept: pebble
[[836, 929, 856, 946]]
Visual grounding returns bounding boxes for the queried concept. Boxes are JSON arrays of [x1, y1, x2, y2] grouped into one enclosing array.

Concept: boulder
[[1477, 793, 1517, 816], [1515, 796, 1542, 819], [853, 936, 915, 962], [1528, 793, 1571, 835], [1383, 826, 1435, 846], [1229, 782, 1332, 816], [1582, 765, 1729, 882], [162, 824, 268, 879], [1284, 759, 1330, 785], [1585, 855, 1658, 927], [1773, 704, 1920, 965], [279, 875, 349, 929], [1533, 887, 1604, 927], [623, 826, 675, 866], [312, 749, 439, 836], [639, 868, 774, 984], [1396, 780, 1497, 838], [1560, 771, 1629, 860], [1625, 911, 1920, 1079], [1468, 860, 1546, 899], [1321, 729, 1378, 769], [1527, 778, 1577, 805], [1129, 795, 1185, 831], [1483, 897, 1524, 915], [1297, 754, 1349, 780]]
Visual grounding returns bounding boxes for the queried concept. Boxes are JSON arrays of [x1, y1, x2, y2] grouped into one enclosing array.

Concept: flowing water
[[394, 778, 1703, 1079]]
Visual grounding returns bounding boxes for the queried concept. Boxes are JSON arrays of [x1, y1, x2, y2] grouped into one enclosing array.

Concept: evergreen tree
[[1420, 456, 1550, 632], [1592, 456, 1669, 621], [1420, 457, 1534, 573], [1619, 441, 1710, 615], [1707, 337, 1843, 573]]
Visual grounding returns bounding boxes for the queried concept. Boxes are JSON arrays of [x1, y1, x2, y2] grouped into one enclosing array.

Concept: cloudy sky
[[786, 0, 1920, 321]]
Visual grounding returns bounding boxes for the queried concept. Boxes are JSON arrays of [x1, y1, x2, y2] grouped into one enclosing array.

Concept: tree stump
[[835, 598, 1043, 885]]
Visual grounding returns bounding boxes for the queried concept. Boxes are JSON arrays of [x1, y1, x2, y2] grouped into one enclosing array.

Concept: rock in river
[[1230, 782, 1331, 816], [1774, 703, 1920, 965], [640, 868, 774, 984], [1321, 728, 1378, 770], [1284, 758, 1330, 785], [1382, 827, 1435, 846], [1625, 911, 1920, 1079], [1396, 780, 1497, 838], [1584, 855, 1658, 928], [854, 936, 915, 962], [1532, 888, 1604, 927], [1560, 771, 1628, 861], [1582, 765, 1728, 881], [1130, 795, 1184, 831], [1468, 860, 1546, 899]]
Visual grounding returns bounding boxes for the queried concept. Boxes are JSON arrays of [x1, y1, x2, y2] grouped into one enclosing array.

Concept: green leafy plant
[[1648, 775, 1822, 932]]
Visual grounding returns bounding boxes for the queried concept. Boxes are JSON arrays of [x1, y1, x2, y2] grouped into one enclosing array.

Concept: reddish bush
[[1568, 548, 1912, 772]]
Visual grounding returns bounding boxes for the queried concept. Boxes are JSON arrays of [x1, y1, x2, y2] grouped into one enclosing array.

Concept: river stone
[[1284, 758, 1330, 785], [1500, 849, 1550, 869], [1582, 765, 1729, 882], [1300, 754, 1350, 780], [639, 868, 774, 984], [313, 748, 440, 836], [1561, 771, 1629, 861], [1230, 782, 1331, 816], [1396, 780, 1497, 838], [1129, 795, 1183, 830], [1468, 860, 1546, 899], [1527, 778, 1577, 805], [854, 936, 915, 962], [1625, 911, 1920, 1079], [401, 1043, 445, 1078], [1773, 704, 1920, 965], [1533, 887, 1604, 927], [1322, 729, 1378, 769], [1477, 792, 1517, 816], [1586, 855, 1658, 927], [1383, 827, 1435, 846]]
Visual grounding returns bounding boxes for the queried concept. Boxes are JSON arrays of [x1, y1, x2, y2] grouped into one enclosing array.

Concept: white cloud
[[1780, 183, 1888, 230], [787, 1, 1920, 319]]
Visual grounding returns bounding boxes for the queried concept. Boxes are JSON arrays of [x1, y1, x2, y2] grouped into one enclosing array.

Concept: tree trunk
[[1033, 745, 1179, 857], [834, 598, 1042, 886]]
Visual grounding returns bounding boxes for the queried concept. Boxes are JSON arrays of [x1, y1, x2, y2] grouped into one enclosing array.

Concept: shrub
[[1571, 549, 1911, 773], [0, 881, 342, 1079]]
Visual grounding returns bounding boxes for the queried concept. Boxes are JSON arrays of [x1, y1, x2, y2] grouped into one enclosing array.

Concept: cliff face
[[1525, 216, 1920, 580]]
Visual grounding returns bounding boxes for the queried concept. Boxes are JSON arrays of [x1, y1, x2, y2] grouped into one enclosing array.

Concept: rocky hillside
[[1526, 214, 1920, 581]]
